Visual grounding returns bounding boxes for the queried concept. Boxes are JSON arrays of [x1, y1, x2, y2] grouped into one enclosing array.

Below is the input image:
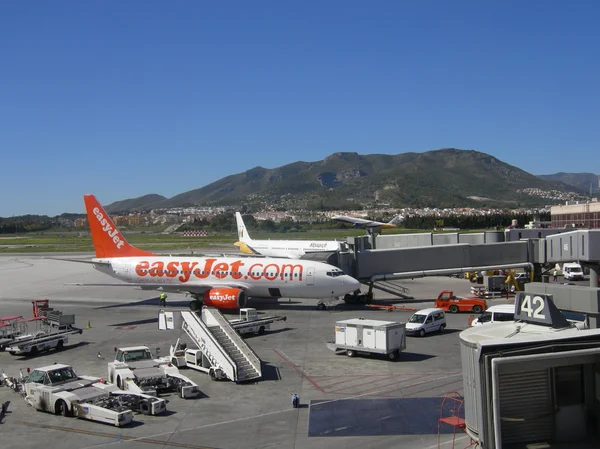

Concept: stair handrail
[[180, 311, 237, 380]]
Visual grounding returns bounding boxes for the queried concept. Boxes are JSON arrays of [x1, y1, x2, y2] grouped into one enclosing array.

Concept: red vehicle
[[435, 290, 486, 314]]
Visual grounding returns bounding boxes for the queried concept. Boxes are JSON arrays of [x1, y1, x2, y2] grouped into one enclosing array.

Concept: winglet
[[84, 194, 155, 258]]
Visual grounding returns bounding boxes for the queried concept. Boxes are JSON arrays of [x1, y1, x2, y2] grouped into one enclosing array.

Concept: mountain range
[[537, 172, 600, 195], [104, 148, 593, 213]]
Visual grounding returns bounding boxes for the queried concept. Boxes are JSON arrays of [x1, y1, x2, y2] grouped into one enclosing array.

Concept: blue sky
[[1, 1, 599, 216]]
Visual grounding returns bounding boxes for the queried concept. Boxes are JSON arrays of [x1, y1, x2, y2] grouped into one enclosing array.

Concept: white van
[[406, 308, 447, 337], [470, 304, 515, 326], [471, 304, 589, 330], [563, 263, 584, 281]]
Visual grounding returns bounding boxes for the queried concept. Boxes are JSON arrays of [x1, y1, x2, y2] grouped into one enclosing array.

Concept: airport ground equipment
[[18, 364, 169, 426], [108, 346, 200, 399], [228, 308, 287, 336], [326, 318, 407, 360], [4, 311, 83, 355], [562, 262, 585, 281], [435, 290, 487, 314], [405, 308, 447, 337], [469, 285, 508, 299], [0, 315, 25, 350], [160, 308, 262, 382]]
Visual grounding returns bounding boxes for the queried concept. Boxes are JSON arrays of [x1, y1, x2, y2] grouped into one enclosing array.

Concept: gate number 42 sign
[[514, 292, 570, 328]]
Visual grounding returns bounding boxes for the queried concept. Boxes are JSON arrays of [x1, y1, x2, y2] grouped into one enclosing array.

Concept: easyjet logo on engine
[[134, 258, 304, 283], [209, 293, 236, 302], [93, 207, 125, 249]]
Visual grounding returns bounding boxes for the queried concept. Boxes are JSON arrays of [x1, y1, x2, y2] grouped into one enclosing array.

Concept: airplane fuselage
[[245, 240, 342, 258], [94, 256, 359, 299]]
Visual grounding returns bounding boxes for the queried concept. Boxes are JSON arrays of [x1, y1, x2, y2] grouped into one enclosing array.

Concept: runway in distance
[[62, 195, 360, 310], [331, 214, 400, 231], [234, 212, 345, 259]]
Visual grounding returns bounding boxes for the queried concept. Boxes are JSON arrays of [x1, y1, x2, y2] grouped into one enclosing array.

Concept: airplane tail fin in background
[[84, 194, 155, 258], [235, 212, 252, 243], [388, 215, 400, 226]]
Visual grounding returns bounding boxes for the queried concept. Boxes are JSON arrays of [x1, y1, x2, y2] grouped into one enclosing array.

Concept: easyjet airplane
[[234, 212, 345, 259], [65, 195, 360, 310]]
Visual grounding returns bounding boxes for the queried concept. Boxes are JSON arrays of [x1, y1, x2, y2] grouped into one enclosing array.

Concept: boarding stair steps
[[372, 281, 414, 300], [201, 307, 262, 382], [208, 327, 261, 381]]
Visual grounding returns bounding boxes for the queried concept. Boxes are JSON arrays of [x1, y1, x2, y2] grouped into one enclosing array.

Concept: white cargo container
[[326, 318, 407, 360]]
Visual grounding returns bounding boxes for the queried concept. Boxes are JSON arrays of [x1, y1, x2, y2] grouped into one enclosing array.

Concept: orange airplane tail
[[84, 194, 155, 258]]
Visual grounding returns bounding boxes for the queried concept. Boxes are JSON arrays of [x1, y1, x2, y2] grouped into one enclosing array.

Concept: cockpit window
[[326, 270, 345, 277]]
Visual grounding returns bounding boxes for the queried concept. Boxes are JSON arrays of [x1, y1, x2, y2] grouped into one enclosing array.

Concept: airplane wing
[[46, 257, 111, 266], [331, 215, 375, 226], [234, 241, 262, 256], [65, 282, 251, 295], [331, 215, 397, 229]]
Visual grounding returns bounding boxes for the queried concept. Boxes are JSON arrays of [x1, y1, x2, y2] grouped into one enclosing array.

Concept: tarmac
[[0, 254, 511, 449]]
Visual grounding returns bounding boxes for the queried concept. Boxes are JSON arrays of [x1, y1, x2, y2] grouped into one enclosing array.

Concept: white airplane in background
[[331, 214, 400, 231], [61, 195, 360, 310], [234, 212, 344, 259]]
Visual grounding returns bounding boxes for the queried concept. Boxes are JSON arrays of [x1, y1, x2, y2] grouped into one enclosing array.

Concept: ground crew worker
[[553, 270, 558, 282], [291, 393, 299, 408], [159, 292, 168, 307]]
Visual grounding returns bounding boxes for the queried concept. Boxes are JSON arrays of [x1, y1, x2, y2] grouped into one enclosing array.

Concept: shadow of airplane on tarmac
[[109, 318, 159, 327], [94, 296, 192, 310]]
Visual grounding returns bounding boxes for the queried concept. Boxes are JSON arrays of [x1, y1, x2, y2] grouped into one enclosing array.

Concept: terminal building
[[551, 199, 600, 229]]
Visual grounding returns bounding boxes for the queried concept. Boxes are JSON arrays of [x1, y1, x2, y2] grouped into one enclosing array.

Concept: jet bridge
[[341, 229, 600, 289]]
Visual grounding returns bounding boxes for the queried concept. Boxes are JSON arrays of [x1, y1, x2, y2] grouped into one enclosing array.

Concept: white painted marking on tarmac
[[78, 372, 465, 448]]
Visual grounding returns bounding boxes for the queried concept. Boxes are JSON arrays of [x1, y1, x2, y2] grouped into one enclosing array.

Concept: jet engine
[[203, 288, 247, 309]]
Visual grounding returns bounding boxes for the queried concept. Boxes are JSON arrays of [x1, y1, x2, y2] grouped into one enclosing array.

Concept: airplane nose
[[341, 276, 360, 293]]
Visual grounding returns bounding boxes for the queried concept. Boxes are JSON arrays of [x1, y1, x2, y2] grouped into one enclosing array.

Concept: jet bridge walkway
[[180, 309, 262, 383]]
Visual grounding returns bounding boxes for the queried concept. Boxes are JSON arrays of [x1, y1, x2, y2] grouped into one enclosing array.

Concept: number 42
[[520, 295, 546, 319]]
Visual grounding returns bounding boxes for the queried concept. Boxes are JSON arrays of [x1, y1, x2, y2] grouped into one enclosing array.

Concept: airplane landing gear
[[316, 295, 340, 311], [188, 293, 203, 311]]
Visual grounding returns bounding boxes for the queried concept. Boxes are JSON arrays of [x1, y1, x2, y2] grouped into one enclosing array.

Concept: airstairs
[[371, 281, 414, 300], [179, 309, 262, 382]]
